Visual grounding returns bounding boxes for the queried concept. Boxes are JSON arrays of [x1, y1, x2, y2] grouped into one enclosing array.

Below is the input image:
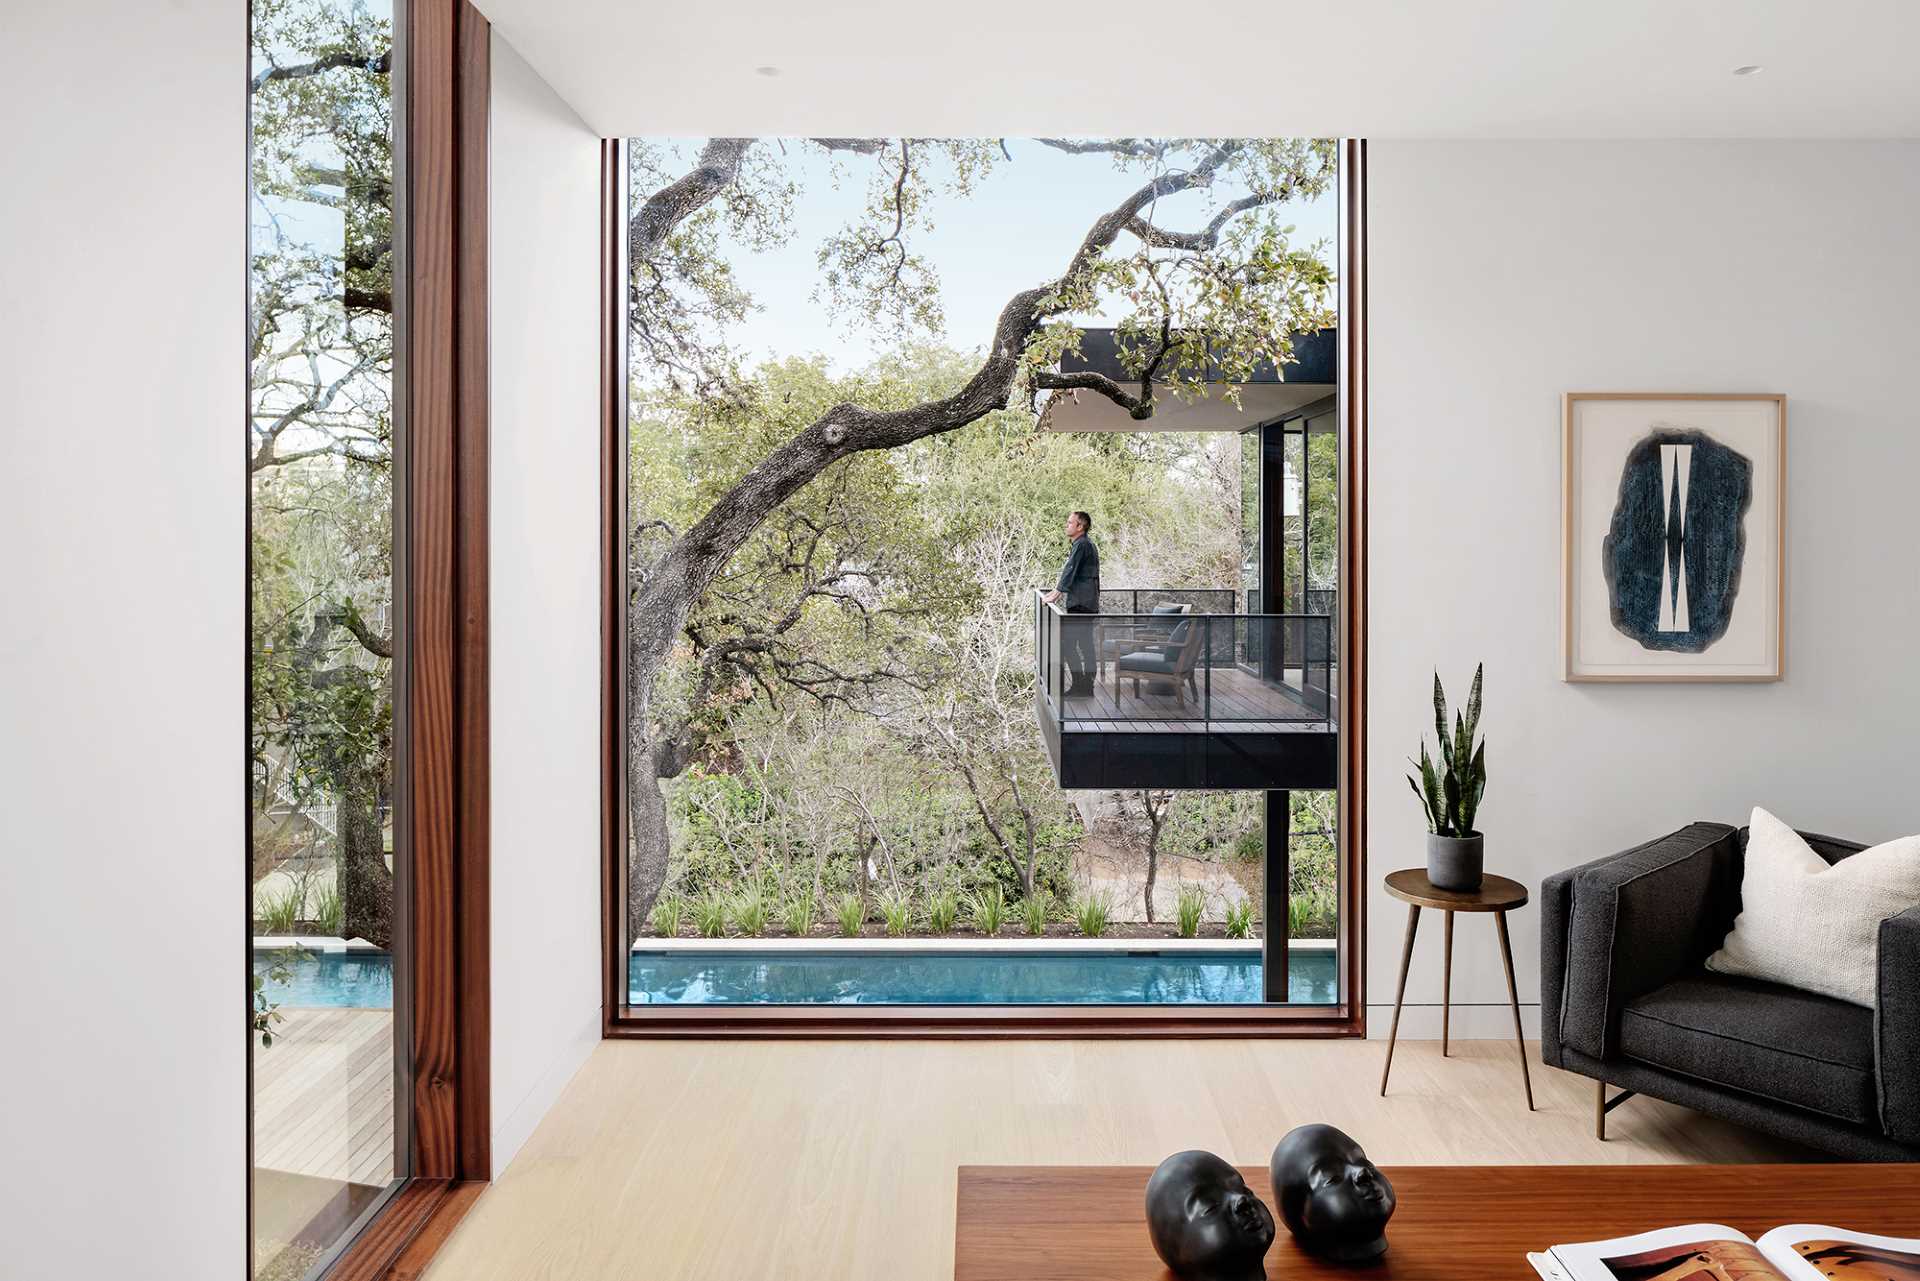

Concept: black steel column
[[1263, 788, 1291, 1002]]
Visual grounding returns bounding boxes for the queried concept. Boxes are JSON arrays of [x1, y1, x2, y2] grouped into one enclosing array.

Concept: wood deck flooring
[[253, 1006, 396, 1189], [1059, 664, 1332, 732]]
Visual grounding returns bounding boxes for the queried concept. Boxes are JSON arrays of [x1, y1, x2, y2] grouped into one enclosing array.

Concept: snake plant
[[1407, 664, 1486, 838]]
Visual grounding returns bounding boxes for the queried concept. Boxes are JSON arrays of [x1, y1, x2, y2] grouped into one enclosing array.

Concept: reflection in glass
[[248, 0, 402, 1274]]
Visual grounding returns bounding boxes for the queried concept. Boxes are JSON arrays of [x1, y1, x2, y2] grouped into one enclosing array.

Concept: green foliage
[[968, 885, 1007, 937], [1022, 890, 1051, 937], [836, 893, 865, 938], [313, 882, 343, 936], [1408, 665, 1487, 838], [1225, 900, 1256, 939], [879, 889, 914, 937], [781, 894, 815, 937], [1075, 892, 1112, 939], [650, 894, 686, 938], [693, 888, 730, 938], [257, 885, 302, 933], [1287, 888, 1335, 940], [730, 884, 770, 936], [251, 947, 305, 1048], [926, 886, 959, 934], [1176, 885, 1206, 938]]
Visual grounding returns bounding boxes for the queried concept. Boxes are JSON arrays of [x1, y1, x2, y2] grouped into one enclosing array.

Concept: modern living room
[[7, 2, 1919, 1280]]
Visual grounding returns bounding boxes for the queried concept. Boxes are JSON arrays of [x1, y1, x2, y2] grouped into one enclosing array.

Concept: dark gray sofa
[[1540, 821, 1920, 1160]]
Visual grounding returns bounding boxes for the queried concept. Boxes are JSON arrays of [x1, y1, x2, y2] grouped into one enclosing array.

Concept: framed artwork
[[1562, 393, 1785, 682]]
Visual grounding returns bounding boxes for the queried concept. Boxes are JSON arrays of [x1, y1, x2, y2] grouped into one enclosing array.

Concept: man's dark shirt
[[1054, 534, 1101, 611]]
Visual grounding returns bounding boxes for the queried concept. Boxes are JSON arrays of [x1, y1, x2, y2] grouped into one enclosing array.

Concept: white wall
[[486, 31, 605, 1176], [1366, 141, 1920, 1037], [0, 2, 246, 1274]]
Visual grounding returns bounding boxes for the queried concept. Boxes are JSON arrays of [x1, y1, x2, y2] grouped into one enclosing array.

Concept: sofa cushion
[[1618, 970, 1877, 1126], [1706, 807, 1920, 1007]]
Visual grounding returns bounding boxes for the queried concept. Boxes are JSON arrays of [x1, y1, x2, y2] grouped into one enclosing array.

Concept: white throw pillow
[[1705, 808, 1920, 1007]]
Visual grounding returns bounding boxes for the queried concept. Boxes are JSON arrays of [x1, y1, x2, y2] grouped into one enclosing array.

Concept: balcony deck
[[1060, 664, 1330, 732]]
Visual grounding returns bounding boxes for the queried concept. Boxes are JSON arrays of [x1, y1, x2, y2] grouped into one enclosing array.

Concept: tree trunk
[[1141, 791, 1166, 925], [338, 766, 392, 948]]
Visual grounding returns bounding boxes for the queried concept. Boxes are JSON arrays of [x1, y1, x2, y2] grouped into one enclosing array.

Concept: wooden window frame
[[599, 139, 1369, 1039], [246, 1, 493, 1276]]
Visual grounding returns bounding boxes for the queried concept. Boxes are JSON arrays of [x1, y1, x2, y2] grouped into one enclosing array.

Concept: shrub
[[1224, 899, 1256, 939], [1175, 885, 1205, 938], [968, 885, 1007, 937], [782, 894, 814, 937], [693, 888, 730, 938], [730, 885, 770, 936], [879, 888, 913, 937], [1075, 892, 1112, 939], [649, 894, 686, 938], [836, 893, 865, 937], [313, 882, 344, 936], [927, 886, 959, 934], [1022, 890, 1050, 937], [257, 885, 301, 934]]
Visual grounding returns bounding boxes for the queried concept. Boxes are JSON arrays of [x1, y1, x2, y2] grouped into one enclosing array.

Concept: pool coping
[[252, 935, 387, 954], [631, 936, 1336, 954]]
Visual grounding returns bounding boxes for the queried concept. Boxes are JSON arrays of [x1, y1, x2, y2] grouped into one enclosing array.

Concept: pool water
[[253, 948, 394, 1009], [628, 948, 1336, 1005], [252, 946, 1339, 1007]]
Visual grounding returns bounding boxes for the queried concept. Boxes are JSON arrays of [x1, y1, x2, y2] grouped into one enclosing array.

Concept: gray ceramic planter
[[1426, 832, 1485, 892]]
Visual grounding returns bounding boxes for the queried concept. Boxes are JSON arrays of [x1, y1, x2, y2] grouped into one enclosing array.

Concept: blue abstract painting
[[1600, 427, 1753, 653]]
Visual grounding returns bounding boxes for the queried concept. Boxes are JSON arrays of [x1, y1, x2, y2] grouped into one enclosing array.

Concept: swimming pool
[[252, 944, 1338, 1007], [253, 948, 394, 1009], [628, 947, 1336, 1005]]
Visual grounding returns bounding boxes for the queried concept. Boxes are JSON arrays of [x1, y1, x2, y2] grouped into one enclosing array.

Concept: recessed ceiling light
[[755, 65, 781, 77], [1731, 64, 1764, 76]]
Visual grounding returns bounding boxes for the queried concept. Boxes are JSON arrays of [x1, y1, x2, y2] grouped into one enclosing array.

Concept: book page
[[1550, 1224, 1782, 1281], [1756, 1225, 1920, 1281]]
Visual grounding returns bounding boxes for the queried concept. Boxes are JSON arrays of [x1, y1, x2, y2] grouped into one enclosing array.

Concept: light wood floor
[[424, 1038, 1814, 1281]]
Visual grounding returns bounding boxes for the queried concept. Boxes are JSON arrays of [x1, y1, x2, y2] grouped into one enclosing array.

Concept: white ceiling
[[476, 0, 1920, 140]]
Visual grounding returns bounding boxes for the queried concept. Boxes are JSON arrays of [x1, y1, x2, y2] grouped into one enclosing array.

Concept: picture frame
[[1562, 392, 1785, 682]]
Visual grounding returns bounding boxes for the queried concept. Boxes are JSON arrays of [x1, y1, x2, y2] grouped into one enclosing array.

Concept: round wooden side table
[[1378, 868, 1534, 1110]]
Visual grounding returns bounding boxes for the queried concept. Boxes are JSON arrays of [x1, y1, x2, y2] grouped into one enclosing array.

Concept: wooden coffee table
[[953, 1163, 1920, 1280]]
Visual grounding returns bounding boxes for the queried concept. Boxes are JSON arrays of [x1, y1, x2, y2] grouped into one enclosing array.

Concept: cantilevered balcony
[[1033, 590, 1337, 791]]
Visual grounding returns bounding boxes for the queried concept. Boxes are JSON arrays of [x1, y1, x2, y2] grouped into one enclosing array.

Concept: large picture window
[[606, 138, 1365, 1030]]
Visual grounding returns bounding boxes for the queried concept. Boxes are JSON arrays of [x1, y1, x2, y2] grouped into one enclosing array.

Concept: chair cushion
[[1160, 620, 1190, 659], [1618, 969, 1877, 1125], [1116, 651, 1178, 675], [1150, 604, 1185, 615]]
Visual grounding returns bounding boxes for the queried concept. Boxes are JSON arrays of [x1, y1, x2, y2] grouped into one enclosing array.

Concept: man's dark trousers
[[1064, 604, 1099, 694]]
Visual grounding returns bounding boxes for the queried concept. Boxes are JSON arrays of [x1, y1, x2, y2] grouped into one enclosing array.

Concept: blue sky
[[639, 139, 1338, 375]]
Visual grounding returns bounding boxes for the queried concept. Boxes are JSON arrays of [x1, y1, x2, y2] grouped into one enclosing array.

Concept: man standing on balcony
[[1043, 510, 1101, 697]]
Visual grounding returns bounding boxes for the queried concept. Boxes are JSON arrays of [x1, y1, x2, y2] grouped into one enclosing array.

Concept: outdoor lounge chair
[[1097, 603, 1188, 686], [1112, 615, 1205, 705]]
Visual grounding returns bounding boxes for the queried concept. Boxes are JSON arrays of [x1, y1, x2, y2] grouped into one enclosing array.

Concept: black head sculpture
[[1268, 1124, 1396, 1264], [1144, 1150, 1276, 1281]]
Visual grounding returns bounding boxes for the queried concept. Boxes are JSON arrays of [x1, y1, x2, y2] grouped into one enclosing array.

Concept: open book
[[1527, 1223, 1920, 1281]]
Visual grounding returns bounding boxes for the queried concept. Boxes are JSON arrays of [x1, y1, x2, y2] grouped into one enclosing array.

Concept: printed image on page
[[1544, 1223, 1920, 1281], [1755, 1225, 1920, 1281], [1548, 1224, 1771, 1281]]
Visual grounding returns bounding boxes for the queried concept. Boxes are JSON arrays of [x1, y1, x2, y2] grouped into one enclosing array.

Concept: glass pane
[[621, 138, 1337, 1006], [249, 0, 403, 1273]]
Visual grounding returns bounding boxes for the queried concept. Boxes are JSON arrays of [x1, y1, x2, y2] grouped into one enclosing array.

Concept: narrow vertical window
[[248, 0, 405, 1272]]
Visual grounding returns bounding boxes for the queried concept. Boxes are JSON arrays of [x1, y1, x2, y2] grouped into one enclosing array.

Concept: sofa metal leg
[[1595, 1080, 1636, 1140]]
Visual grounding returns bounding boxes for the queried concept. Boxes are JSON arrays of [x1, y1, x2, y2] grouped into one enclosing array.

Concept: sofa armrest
[[1878, 904, 1920, 1143], [1556, 822, 1740, 1061]]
